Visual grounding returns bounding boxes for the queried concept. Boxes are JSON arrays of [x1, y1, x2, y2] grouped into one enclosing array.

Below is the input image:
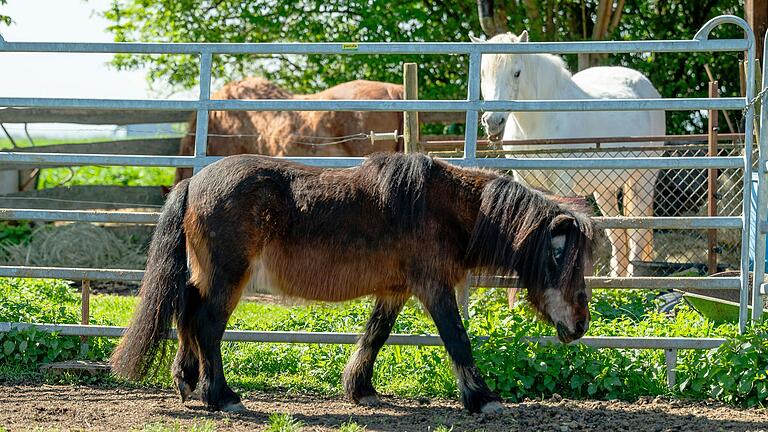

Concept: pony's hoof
[[480, 401, 505, 415], [357, 395, 381, 407], [221, 401, 247, 413], [178, 382, 194, 402]]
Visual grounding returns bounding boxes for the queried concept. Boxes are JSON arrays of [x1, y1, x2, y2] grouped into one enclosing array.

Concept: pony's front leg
[[417, 286, 503, 414], [343, 295, 406, 405]]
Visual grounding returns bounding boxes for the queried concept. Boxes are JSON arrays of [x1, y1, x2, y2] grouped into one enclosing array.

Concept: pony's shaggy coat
[[112, 153, 595, 413], [175, 78, 404, 182]]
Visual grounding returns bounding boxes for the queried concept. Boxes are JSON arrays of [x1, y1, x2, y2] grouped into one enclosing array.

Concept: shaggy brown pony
[[111, 153, 595, 414], [175, 78, 403, 182]]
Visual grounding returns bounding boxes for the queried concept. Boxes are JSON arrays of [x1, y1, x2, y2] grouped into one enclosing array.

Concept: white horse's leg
[[594, 188, 628, 277], [624, 170, 657, 276]]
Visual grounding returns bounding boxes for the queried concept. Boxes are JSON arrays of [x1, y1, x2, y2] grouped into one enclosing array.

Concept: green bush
[[678, 320, 768, 407], [0, 279, 81, 365], [0, 222, 33, 247]]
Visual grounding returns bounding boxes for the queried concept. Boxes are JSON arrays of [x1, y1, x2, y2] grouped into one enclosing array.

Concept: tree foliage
[[103, 0, 746, 134], [0, 0, 12, 28]]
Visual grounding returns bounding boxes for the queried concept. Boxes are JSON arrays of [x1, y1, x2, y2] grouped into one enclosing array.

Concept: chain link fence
[[436, 139, 755, 278]]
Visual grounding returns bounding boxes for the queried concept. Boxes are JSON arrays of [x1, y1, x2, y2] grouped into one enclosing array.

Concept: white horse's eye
[[514, 70, 521, 78]]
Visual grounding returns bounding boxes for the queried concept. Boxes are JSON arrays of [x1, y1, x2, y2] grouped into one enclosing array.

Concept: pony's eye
[[514, 70, 521, 78], [553, 248, 564, 262]]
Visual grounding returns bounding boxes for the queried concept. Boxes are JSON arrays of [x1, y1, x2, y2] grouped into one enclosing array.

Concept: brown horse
[[111, 153, 595, 414], [175, 78, 404, 182]]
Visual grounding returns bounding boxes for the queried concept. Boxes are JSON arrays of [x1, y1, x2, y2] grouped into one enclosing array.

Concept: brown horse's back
[[176, 79, 404, 183]]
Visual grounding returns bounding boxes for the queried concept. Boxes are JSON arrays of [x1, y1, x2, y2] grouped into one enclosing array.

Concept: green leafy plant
[[678, 320, 768, 407], [0, 277, 765, 407], [0, 222, 33, 247], [0, 279, 81, 366]]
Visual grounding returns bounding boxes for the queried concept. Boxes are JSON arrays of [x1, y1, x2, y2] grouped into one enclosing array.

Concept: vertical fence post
[[80, 279, 90, 356], [738, 36, 757, 334], [708, 81, 719, 275], [193, 52, 213, 175], [403, 63, 420, 153], [665, 348, 677, 389], [457, 52, 482, 318], [751, 32, 768, 322], [464, 52, 481, 160]]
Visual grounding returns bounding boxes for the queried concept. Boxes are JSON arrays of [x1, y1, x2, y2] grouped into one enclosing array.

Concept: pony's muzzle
[[556, 319, 588, 344], [481, 112, 506, 142]]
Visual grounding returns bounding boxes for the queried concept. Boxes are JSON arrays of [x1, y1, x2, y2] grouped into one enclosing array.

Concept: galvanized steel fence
[[0, 15, 764, 386]]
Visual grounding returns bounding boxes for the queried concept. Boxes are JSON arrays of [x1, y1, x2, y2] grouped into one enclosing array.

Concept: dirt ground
[[1, 385, 767, 432]]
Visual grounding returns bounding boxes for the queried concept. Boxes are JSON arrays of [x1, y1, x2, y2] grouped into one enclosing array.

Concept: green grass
[[338, 421, 366, 432], [266, 413, 304, 432], [0, 137, 177, 188], [135, 420, 216, 432], [38, 165, 175, 189]]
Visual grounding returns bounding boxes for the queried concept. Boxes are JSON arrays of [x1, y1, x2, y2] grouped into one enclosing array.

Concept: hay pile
[[0, 223, 148, 269]]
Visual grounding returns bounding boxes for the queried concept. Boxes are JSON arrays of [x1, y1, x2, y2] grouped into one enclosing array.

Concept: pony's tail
[[110, 179, 191, 380]]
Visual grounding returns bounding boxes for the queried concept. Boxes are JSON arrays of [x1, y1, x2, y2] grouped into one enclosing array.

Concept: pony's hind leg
[[190, 254, 253, 412], [417, 285, 502, 414], [343, 295, 407, 406], [173, 282, 201, 402]]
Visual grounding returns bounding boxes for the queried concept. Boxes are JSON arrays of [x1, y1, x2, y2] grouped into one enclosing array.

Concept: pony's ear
[[469, 34, 484, 43], [518, 30, 529, 42]]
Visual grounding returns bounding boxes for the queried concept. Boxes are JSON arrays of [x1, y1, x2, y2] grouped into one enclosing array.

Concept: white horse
[[471, 31, 665, 277]]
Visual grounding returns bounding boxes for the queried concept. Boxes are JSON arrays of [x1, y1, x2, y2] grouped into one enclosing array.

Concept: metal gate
[[0, 15, 762, 386]]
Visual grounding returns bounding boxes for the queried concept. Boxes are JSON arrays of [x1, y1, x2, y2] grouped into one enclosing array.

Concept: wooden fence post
[[80, 279, 91, 356], [403, 63, 421, 153]]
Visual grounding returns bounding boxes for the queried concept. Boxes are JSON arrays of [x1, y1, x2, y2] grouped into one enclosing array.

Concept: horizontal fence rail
[[0, 153, 744, 170], [0, 97, 747, 112], [0, 322, 727, 350], [0, 265, 741, 291], [0, 209, 743, 230], [0, 39, 748, 55]]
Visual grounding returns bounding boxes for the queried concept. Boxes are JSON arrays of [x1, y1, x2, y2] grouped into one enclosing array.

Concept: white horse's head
[[470, 31, 530, 141], [469, 30, 531, 141]]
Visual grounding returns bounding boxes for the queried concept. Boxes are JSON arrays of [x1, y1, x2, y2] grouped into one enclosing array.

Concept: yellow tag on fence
[[341, 43, 359, 50]]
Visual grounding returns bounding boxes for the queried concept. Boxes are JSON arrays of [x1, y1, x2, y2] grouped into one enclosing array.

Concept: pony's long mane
[[360, 152, 433, 227], [466, 176, 594, 298]]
